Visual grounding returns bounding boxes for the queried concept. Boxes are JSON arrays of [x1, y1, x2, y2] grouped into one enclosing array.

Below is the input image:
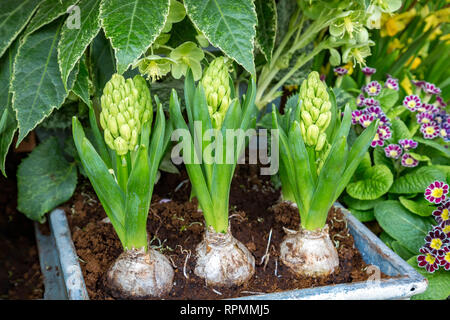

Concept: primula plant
[[272, 71, 377, 276], [72, 74, 174, 298], [170, 59, 257, 287]]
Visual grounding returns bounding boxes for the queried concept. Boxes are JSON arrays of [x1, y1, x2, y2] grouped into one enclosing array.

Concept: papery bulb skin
[[194, 226, 255, 287], [100, 74, 153, 155], [106, 248, 174, 299], [299, 72, 332, 151], [201, 57, 232, 129], [280, 225, 339, 277]]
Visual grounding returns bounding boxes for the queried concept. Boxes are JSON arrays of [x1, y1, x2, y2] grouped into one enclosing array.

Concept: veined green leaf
[[374, 200, 432, 253], [12, 20, 78, 145], [348, 208, 375, 222], [389, 118, 411, 142], [389, 166, 447, 194], [414, 136, 450, 159], [25, 0, 79, 35], [72, 56, 91, 107], [58, 0, 101, 87], [254, 0, 277, 63], [399, 196, 435, 217], [342, 194, 384, 211], [184, 0, 257, 74], [90, 30, 115, 97], [0, 0, 41, 57], [346, 164, 393, 200], [373, 146, 394, 173], [17, 137, 78, 222], [100, 0, 170, 74], [378, 88, 398, 112], [391, 241, 415, 261], [407, 257, 450, 300]]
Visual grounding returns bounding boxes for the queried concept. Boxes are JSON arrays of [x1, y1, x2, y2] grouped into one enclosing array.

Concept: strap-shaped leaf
[[72, 117, 126, 243], [12, 20, 78, 145], [100, 0, 170, 74], [254, 0, 277, 63], [148, 101, 167, 197], [58, 0, 102, 87], [26, 0, 79, 36], [184, 0, 257, 74], [124, 145, 151, 250], [0, 0, 41, 57]]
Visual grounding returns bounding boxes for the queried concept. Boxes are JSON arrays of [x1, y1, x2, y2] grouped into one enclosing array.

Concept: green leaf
[[342, 194, 384, 211], [399, 196, 435, 217], [25, 0, 79, 35], [184, 0, 257, 74], [58, 0, 101, 87], [378, 88, 398, 112], [100, 0, 170, 74], [379, 231, 395, 249], [349, 208, 375, 222], [12, 20, 78, 145], [414, 136, 450, 159], [389, 118, 411, 142], [17, 137, 78, 222], [346, 164, 393, 200], [390, 166, 447, 194], [407, 257, 450, 300], [373, 147, 394, 173], [374, 200, 432, 253], [0, 0, 41, 57], [254, 0, 277, 63], [90, 30, 115, 97], [72, 56, 91, 107], [391, 241, 415, 261]]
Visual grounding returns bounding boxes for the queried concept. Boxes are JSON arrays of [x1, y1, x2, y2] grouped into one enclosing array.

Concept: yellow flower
[[424, 8, 450, 32], [440, 33, 450, 44], [406, 56, 421, 70], [387, 38, 404, 53], [381, 9, 416, 37], [400, 77, 413, 96], [343, 61, 354, 75], [320, 63, 330, 77]]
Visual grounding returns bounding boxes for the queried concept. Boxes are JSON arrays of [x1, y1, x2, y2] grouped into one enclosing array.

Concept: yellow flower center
[[425, 254, 436, 264], [146, 61, 162, 82], [405, 157, 414, 165], [364, 120, 372, 127], [369, 86, 377, 93], [421, 118, 430, 124], [390, 150, 398, 157], [444, 225, 450, 234], [441, 129, 447, 137], [442, 209, 449, 221], [408, 101, 416, 108], [430, 238, 443, 250], [445, 252, 450, 263], [425, 126, 436, 135], [380, 128, 387, 136], [431, 188, 443, 198]]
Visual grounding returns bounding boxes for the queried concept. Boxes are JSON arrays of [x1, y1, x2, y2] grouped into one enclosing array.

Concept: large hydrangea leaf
[[255, 0, 277, 63]]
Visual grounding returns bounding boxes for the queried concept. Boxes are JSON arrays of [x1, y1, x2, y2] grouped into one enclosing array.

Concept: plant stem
[[116, 155, 128, 192]]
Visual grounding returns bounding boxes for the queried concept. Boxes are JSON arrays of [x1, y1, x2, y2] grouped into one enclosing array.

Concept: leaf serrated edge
[[255, 0, 277, 63], [11, 23, 80, 146], [183, 0, 257, 75], [99, 0, 170, 74], [58, 0, 101, 87]]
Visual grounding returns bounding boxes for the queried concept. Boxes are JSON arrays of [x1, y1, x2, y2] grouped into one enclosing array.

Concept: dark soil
[[64, 163, 388, 300], [0, 153, 44, 299]]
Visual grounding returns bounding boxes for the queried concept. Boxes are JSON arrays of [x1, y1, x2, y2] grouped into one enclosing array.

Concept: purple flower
[[424, 181, 449, 204], [411, 80, 426, 90], [423, 82, 441, 95], [441, 220, 450, 236], [377, 125, 392, 140], [364, 106, 382, 118], [320, 74, 326, 82], [334, 67, 348, 76], [420, 122, 440, 139], [365, 81, 382, 96], [384, 78, 399, 91], [439, 123, 450, 142], [363, 98, 380, 107], [399, 139, 418, 151], [359, 114, 375, 128], [356, 94, 365, 107], [351, 110, 364, 124], [371, 132, 385, 147], [424, 226, 449, 256], [403, 95, 421, 111], [401, 153, 419, 167], [433, 111, 447, 125], [439, 247, 450, 271], [421, 103, 439, 114], [378, 114, 391, 126], [432, 201, 450, 224], [362, 67, 376, 76], [417, 247, 439, 273], [436, 96, 447, 108], [416, 112, 434, 125], [384, 144, 402, 159]]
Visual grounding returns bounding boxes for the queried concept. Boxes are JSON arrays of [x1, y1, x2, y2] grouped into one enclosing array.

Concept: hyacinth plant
[[72, 74, 174, 299], [169, 58, 258, 287], [272, 71, 377, 276]]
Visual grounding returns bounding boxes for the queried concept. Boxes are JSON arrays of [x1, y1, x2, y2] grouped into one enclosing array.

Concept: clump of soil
[[0, 153, 44, 299], [64, 164, 387, 300]]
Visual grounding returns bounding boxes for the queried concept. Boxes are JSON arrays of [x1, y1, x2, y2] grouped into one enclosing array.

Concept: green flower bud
[[120, 124, 131, 141], [306, 124, 319, 145], [114, 137, 129, 156], [104, 129, 114, 149], [108, 116, 119, 137], [201, 56, 232, 129], [315, 133, 327, 152], [301, 110, 313, 127]]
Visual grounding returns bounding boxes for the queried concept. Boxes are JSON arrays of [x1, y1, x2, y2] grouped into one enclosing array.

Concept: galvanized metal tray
[[36, 205, 427, 300]]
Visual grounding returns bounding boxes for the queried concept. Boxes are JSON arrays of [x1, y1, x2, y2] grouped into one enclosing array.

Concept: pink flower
[[403, 95, 421, 111], [351, 110, 364, 124], [377, 125, 391, 140], [432, 201, 450, 224], [416, 112, 434, 124], [384, 144, 402, 159], [365, 81, 382, 96], [364, 106, 382, 118], [436, 96, 447, 108], [417, 247, 439, 273], [378, 114, 391, 126], [423, 82, 441, 95], [359, 114, 375, 128], [371, 132, 385, 147], [439, 247, 450, 271], [399, 139, 418, 151], [362, 67, 376, 76], [420, 122, 440, 139], [384, 78, 399, 91], [401, 153, 418, 167], [424, 226, 449, 256], [424, 181, 449, 204], [334, 67, 348, 76], [363, 98, 380, 107]]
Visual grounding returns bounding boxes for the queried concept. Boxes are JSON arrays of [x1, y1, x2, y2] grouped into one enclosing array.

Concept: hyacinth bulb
[[299, 71, 332, 151], [201, 56, 232, 129], [100, 74, 152, 156]]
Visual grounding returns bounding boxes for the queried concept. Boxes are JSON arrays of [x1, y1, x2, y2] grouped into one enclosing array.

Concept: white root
[[280, 224, 339, 277], [106, 247, 174, 299], [194, 225, 255, 287]]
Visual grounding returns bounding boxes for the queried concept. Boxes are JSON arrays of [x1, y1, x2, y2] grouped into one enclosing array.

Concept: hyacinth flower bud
[[201, 56, 232, 129], [100, 74, 153, 156], [299, 71, 332, 151]]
